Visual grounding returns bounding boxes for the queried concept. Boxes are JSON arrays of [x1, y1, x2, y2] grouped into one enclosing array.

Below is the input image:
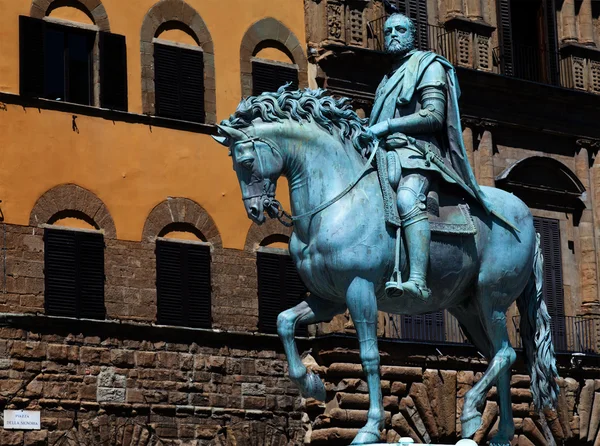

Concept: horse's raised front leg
[[277, 295, 346, 401], [346, 277, 384, 445]]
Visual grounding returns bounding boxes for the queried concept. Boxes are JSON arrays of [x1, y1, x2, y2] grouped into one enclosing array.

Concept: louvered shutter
[[543, 0, 559, 85], [252, 61, 299, 96], [401, 311, 444, 341], [180, 48, 205, 123], [77, 232, 105, 319], [44, 229, 105, 319], [405, 0, 428, 50], [45, 229, 77, 317], [156, 240, 211, 328], [155, 43, 205, 123], [497, 0, 514, 76], [19, 16, 45, 98], [99, 32, 128, 111], [187, 244, 212, 328], [257, 252, 308, 335], [533, 217, 566, 350]]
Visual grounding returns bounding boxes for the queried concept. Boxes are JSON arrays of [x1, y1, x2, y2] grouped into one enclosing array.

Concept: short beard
[[386, 39, 414, 56]]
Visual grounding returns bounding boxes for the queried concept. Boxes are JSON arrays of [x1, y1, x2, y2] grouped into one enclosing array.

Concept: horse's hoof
[[297, 371, 326, 402], [461, 413, 482, 438], [350, 427, 381, 445]]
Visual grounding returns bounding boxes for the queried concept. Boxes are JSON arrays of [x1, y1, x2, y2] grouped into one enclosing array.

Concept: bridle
[[233, 128, 379, 228]]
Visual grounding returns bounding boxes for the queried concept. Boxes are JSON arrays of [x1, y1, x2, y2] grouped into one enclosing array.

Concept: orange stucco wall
[[0, 0, 304, 248]]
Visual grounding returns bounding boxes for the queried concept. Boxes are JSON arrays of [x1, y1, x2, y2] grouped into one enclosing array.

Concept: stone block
[[97, 387, 126, 403], [242, 382, 266, 396]]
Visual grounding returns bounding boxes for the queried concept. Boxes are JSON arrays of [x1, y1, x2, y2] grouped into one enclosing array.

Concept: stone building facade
[[1, 1, 600, 446]]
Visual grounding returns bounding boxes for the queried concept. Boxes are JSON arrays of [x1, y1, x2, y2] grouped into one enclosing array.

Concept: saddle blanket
[[375, 149, 477, 235]]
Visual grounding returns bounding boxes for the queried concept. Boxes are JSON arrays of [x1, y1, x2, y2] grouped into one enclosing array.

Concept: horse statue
[[212, 87, 559, 445]]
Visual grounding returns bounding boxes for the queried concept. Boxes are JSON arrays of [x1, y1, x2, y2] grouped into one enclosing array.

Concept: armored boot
[[401, 217, 431, 301]]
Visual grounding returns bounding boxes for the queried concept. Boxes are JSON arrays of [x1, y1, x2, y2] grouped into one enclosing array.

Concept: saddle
[[376, 149, 477, 235]]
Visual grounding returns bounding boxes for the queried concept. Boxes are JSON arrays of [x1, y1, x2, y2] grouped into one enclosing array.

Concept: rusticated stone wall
[[0, 316, 309, 446], [306, 336, 600, 446]]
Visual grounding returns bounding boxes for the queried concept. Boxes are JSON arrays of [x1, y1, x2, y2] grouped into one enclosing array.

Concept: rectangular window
[[252, 60, 299, 96], [156, 240, 211, 328], [44, 228, 105, 319], [154, 42, 205, 123], [401, 311, 445, 342], [19, 16, 128, 109], [257, 251, 308, 336]]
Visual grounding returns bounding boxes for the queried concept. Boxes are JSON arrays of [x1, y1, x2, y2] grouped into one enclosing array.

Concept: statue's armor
[[374, 60, 451, 222]]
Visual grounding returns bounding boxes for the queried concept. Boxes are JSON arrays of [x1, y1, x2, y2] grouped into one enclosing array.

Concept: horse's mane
[[220, 86, 376, 155]]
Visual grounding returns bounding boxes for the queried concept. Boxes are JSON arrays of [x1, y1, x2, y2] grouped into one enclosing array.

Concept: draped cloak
[[369, 50, 493, 214]]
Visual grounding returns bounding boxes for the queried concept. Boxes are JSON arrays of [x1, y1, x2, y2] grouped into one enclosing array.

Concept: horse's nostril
[[249, 205, 260, 217]]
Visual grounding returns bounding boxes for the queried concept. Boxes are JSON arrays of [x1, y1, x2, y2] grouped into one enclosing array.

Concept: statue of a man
[[369, 13, 492, 301]]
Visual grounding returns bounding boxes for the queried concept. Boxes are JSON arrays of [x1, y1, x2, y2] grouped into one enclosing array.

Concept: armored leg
[[386, 173, 431, 301]]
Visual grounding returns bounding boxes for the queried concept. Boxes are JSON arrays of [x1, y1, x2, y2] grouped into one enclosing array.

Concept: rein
[[236, 130, 379, 227]]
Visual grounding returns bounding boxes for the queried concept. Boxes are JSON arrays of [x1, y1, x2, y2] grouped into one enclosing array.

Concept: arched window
[[240, 18, 308, 98], [143, 198, 219, 328], [21, 0, 127, 110], [30, 185, 115, 320], [140, 1, 215, 123]]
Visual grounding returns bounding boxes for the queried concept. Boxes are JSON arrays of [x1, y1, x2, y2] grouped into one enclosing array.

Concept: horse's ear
[[215, 125, 246, 143], [212, 125, 231, 147]]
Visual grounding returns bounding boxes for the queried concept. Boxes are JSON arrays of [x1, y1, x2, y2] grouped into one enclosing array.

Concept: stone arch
[[30, 0, 110, 32], [244, 219, 293, 252], [240, 17, 308, 97], [29, 184, 116, 238], [140, 0, 216, 123], [496, 156, 586, 223], [142, 197, 222, 247]]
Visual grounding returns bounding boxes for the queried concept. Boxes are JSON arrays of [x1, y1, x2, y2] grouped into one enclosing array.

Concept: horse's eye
[[240, 158, 254, 170]]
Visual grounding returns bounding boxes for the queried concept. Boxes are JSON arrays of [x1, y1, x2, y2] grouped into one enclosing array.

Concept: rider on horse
[[368, 13, 493, 302]]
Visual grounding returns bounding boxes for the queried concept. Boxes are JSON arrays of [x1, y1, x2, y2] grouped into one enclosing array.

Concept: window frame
[[43, 225, 106, 320], [155, 237, 212, 329], [152, 38, 206, 123]]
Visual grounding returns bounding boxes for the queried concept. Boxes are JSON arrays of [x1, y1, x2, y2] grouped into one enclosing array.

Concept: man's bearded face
[[384, 14, 415, 55]]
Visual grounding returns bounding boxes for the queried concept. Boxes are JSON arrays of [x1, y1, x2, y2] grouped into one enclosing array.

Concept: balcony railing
[[511, 315, 598, 354], [383, 312, 600, 355]]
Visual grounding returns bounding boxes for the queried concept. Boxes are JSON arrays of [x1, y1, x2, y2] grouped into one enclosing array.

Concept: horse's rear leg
[[346, 277, 384, 445], [277, 295, 346, 401], [460, 308, 516, 444]]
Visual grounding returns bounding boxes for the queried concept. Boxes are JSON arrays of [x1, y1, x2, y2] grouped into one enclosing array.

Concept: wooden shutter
[[77, 232, 106, 319], [180, 48, 205, 123], [533, 217, 566, 350], [257, 252, 307, 336], [155, 43, 205, 123], [497, 0, 514, 76], [401, 311, 444, 341], [99, 32, 128, 111], [156, 240, 211, 328], [252, 61, 299, 96], [543, 0, 559, 85], [45, 229, 77, 317], [19, 15, 45, 98], [44, 229, 105, 319], [407, 0, 428, 50]]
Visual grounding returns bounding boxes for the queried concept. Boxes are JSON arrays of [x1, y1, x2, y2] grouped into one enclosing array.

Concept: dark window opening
[[252, 60, 299, 96], [44, 228, 105, 319], [257, 251, 308, 336], [156, 240, 211, 328], [19, 16, 128, 110], [498, 0, 558, 83], [154, 42, 205, 123], [401, 311, 445, 342]]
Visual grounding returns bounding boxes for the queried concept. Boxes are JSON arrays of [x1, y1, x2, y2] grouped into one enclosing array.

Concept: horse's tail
[[516, 232, 559, 410]]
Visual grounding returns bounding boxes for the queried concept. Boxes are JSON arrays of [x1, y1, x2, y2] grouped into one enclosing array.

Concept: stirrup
[[385, 280, 403, 299], [402, 280, 431, 302]]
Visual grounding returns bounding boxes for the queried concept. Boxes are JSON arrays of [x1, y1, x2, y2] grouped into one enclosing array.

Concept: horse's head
[[213, 125, 285, 224]]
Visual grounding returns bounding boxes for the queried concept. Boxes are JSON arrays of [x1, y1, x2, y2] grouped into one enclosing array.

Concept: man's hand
[[368, 120, 390, 138]]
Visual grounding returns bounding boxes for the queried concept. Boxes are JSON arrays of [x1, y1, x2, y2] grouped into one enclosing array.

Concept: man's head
[[384, 13, 415, 56]]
